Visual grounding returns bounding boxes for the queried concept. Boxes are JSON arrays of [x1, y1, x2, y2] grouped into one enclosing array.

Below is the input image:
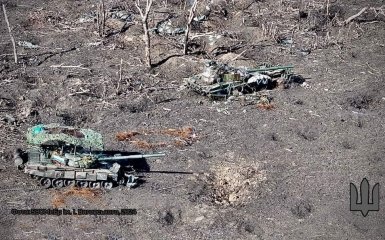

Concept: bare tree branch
[[135, 0, 153, 68], [135, 0, 144, 18], [2, 4, 17, 63], [183, 0, 198, 55], [97, 0, 106, 37], [344, 7, 368, 25]]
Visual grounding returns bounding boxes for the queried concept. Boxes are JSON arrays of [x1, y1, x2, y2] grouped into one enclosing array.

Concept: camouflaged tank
[[14, 124, 164, 189]]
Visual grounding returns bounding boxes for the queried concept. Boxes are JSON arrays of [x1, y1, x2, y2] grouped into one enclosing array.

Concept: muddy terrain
[[0, 0, 384, 239]]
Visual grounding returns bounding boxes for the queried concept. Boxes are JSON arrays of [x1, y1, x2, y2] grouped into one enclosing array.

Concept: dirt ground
[[0, 0, 385, 239]]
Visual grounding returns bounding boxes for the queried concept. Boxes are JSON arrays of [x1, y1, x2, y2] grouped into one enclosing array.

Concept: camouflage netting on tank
[[26, 124, 104, 150]]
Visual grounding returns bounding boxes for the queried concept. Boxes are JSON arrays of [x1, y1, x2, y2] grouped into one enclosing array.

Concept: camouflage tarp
[[26, 124, 104, 150]]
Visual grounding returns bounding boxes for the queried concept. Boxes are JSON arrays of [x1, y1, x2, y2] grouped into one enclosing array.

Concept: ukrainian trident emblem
[[350, 178, 379, 217]]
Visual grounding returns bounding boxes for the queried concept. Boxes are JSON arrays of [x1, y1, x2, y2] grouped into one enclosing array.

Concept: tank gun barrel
[[98, 153, 165, 161], [247, 65, 293, 72]]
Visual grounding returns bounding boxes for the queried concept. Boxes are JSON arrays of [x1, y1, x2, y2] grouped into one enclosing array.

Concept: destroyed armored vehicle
[[186, 61, 304, 98], [14, 124, 165, 189]]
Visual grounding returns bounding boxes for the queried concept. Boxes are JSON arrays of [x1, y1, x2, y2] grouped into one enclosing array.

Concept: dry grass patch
[[51, 187, 102, 208], [115, 126, 197, 149]]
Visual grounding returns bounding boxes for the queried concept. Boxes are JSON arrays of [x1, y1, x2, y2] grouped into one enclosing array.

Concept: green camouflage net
[[26, 124, 104, 150]]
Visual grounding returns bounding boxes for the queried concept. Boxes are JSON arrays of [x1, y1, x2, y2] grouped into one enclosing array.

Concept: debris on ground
[[16, 99, 38, 120], [77, 8, 132, 24], [157, 207, 182, 226], [257, 102, 275, 110], [77, 8, 133, 33], [2, 114, 16, 124], [193, 5, 211, 22], [185, 60, 304, 100], [223, 91, 274, 107], [109, 8, 132, 22], [256, 95, 275, 110], [17, 41, 39, 49], [51, 187, 102, 208], [154, 16, 186, 36], [77, 12, 97, 24], [116, 127, 197, 149]]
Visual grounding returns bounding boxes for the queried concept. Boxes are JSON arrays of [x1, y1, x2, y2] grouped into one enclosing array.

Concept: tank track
[[27, 174, 137, 189]]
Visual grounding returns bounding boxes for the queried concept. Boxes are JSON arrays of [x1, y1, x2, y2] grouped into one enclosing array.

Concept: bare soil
[[0, 0, 384, 239]]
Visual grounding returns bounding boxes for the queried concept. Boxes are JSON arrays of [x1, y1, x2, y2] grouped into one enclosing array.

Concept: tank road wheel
[[77, 181, 89, 188], [64, 179, 75, 187], [40, 178, 52, 188], [52, 179, 64, 188], [90, 182, 101, 189], [102, 181, 113, 189]]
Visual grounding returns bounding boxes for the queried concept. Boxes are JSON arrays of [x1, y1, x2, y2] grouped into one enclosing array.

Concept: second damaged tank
[[14, 124, 165, 189], [185, 61, 304, 98]]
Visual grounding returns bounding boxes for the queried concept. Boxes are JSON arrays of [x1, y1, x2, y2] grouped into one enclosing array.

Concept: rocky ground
[[0, 0, 384, 239]]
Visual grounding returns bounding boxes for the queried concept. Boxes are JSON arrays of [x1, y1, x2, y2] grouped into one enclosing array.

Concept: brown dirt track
[[0, 0, 384, 239]]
